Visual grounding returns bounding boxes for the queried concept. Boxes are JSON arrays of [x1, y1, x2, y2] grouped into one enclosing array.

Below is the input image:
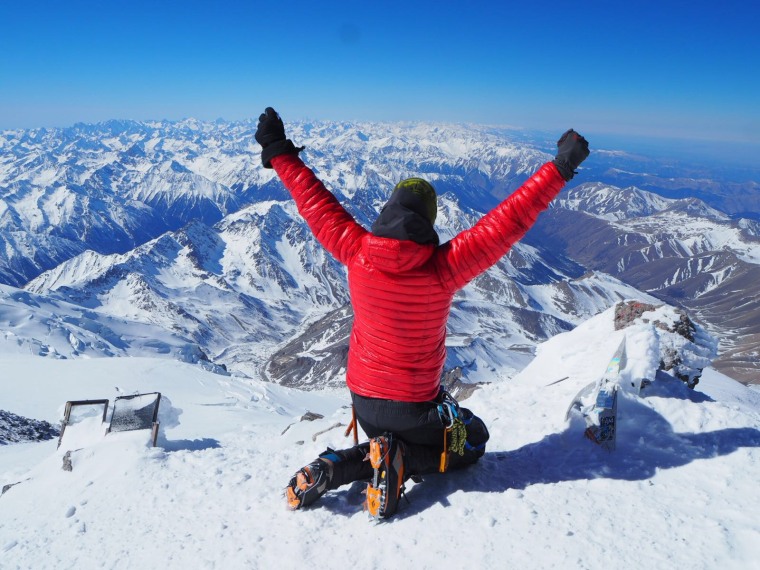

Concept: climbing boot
[[285, 457, 334, 510], [365, 434, 406, 520]]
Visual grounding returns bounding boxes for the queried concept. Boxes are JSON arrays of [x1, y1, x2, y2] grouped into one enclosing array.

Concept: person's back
[[348, 232, 450, 402], [254, 107, 589, 519]]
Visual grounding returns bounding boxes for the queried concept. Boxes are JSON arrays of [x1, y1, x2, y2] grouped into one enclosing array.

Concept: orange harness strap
[[439, 428, 450, 473], [344, 404, 359, 445]]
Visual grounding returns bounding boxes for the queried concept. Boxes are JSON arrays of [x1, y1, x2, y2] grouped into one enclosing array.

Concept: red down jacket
[[271, 153, 566, 402]]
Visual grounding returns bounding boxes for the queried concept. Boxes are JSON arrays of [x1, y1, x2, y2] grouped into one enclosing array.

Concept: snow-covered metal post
[[567, 337, 627, 451]]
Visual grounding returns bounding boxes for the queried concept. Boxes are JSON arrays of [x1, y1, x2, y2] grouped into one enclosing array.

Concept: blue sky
[[1, 0, 758, 148]]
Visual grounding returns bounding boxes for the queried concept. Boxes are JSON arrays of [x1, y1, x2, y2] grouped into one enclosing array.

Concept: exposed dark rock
[[2, 481, 23, 495], [534, 204, 760, 384], [300, 412, 324, 422], [442, 367, 483, 402], [614, 301, 658, 330], [615, 300, 696, 342], [62, 451, 73, 472], [613, 301, 711, 388], [0, 410, 60, 445]]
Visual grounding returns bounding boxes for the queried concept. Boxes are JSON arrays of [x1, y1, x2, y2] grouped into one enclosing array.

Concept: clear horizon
[[2, 115, 757, 173], [1, 1, 758, 148]]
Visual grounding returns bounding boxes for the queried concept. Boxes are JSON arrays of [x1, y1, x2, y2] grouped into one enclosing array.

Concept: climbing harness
[[344, 404, 359, 445], [437, 389, 467, 472]]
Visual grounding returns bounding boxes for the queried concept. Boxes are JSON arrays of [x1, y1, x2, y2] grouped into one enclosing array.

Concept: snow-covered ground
[[1, 308, 759, 569]]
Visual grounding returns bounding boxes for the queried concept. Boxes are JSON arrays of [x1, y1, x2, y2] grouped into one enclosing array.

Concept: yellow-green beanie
[[392, 178, 437, 224]]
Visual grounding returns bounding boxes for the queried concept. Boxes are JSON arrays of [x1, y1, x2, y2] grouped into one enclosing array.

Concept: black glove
[[255, 107, 303, 169], [553, 129, 590, 181]]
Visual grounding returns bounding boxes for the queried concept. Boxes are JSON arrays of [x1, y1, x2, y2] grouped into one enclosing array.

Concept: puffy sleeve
[[271, 153, 367, 266], [435, 162, 566, 291]]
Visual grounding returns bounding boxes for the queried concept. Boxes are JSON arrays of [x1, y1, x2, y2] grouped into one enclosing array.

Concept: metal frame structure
[[57, 392, 162, 449], [107, 392, 162, 446], [57, 399, 110, 449]]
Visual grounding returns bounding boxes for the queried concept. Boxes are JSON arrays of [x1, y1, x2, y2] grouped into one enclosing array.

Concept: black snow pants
[[324, 390, 489, 490]]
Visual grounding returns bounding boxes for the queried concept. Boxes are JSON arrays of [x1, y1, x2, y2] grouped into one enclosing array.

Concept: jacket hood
[[371, 189, 439, 246], [362, 234, 436, 273]]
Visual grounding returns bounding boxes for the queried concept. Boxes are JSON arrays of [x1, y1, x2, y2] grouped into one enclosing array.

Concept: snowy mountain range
[[2, 118, 760, 568], [0, 119, 548, 287], [2, 118, 759, 386], [536, 183, 760, 382]]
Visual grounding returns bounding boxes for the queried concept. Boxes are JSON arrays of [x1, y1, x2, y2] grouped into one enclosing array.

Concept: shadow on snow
[[160, 437, 222, 452], [318, 393, 760, 520], [394, 395, 760, 519]]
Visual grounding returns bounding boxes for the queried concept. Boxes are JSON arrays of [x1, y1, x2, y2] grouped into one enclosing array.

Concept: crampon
[[364, 434, 406, 520]]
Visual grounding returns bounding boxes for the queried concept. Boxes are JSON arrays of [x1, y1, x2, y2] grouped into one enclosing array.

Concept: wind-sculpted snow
[[0, 309, 758, 568]]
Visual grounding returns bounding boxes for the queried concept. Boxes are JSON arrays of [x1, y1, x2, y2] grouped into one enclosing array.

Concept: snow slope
[[1, 308, 759, 569]]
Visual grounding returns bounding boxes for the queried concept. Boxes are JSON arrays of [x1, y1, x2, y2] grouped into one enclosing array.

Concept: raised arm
[[436, 130, 589, 291], [271, 153, 366, 265], [256, 108, 366, 266]]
